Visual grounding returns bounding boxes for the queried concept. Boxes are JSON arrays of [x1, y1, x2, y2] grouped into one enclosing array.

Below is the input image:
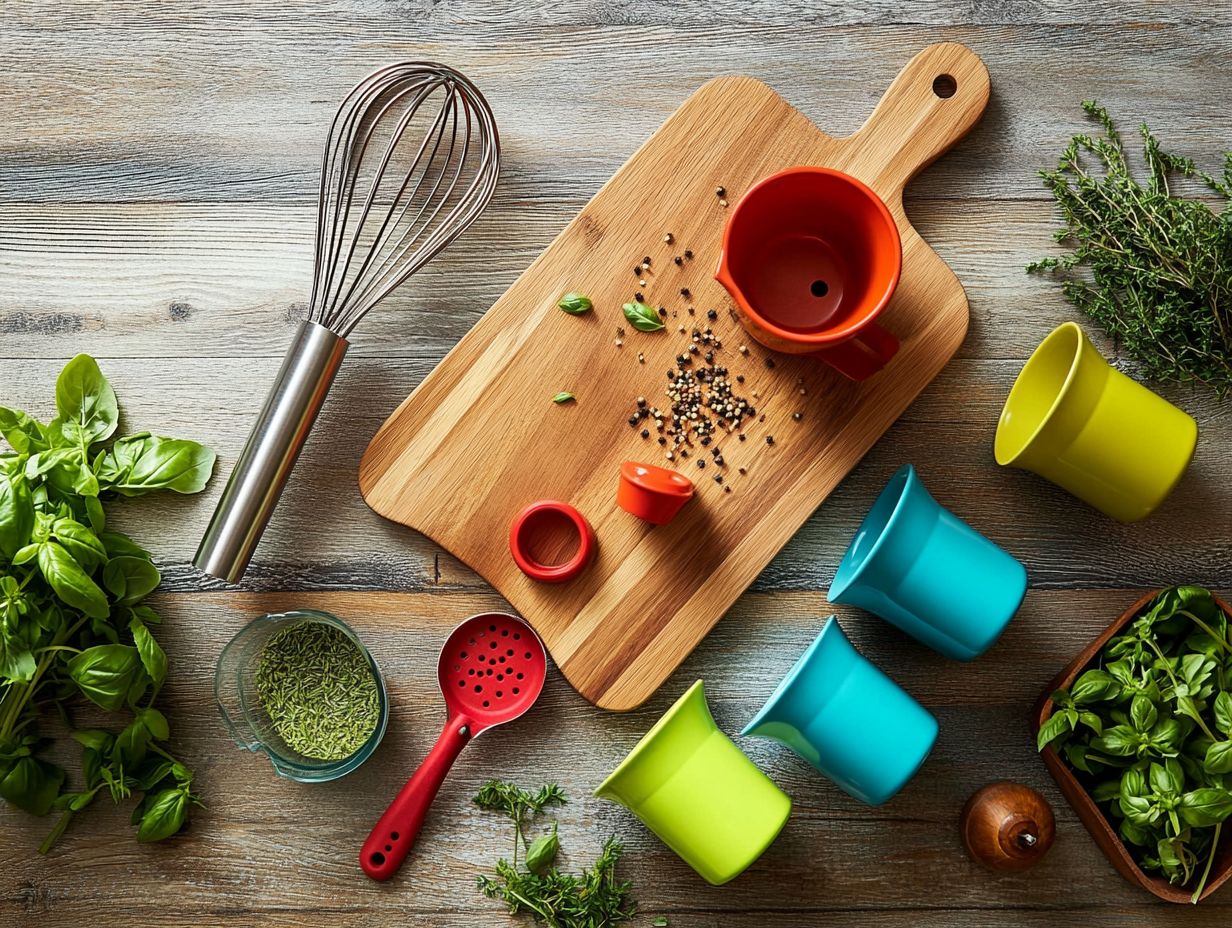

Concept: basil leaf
[[98, 531, 151, 560], [1205, 741, 1232, 775], [83, 495, 105, 533], [622, 302, 664, 332], [97, 433, 216, 497], [0, 755, 64, 815], [557, 292, 593, 315], [1130, 694, 1158, 732], [1036, 710, 1073, 751], [136, 787, 189, 843], [0, 407, 48, 455], [552, 392, 576, 404], [525, 825, 559, 873], [66, 644, 143, 711], [52, 518, 108, 573], [1093, 724, 1139, 757], [55, 354, 118, 447], [70, 729, 114, 752], [0, 470, 34, 560], [137, 707, 170, 741], [114, 717, 150, 770], [1071, 669, 1122, 704], [1216, 692, 1232, 736], [130, 618, 168, 694], [1180, 788, 1232, 826], [103, 557, 161, 605], [37, 541, 109, 620]]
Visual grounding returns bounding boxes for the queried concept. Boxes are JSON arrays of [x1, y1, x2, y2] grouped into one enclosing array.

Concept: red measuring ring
[[509, 500, 595, 583]]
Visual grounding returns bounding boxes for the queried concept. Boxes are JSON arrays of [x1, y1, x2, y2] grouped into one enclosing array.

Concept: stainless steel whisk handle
[[194, 321, 348, 583]]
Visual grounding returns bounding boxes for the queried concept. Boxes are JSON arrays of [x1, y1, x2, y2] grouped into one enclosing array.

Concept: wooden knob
[[960, 782, 1055, 871]]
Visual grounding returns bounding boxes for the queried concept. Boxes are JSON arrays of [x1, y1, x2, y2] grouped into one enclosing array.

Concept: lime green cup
[[995, 322, 1197, 523], [594, 680, 791, 885]]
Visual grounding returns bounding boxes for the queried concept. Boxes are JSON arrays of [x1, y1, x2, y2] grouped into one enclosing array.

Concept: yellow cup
[[995, 322, 1197, 523]]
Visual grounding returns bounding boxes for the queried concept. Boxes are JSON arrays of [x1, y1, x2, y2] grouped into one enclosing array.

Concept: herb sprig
[[1039, 586, 1232, 902], [1030, 102, 1232, 394], [474, 779, 637, 927], [0, 355, 214, 851]]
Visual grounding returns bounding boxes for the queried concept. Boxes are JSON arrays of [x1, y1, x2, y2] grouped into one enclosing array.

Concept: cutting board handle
[[848, 43, 990, 196]]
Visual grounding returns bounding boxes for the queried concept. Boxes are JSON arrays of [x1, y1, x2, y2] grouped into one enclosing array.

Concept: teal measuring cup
[[828, 464, 1027, 661], [742, 617, 937, 805]]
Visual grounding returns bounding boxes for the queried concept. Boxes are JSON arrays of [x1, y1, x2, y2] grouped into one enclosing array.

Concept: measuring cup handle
[[360, 714, 472, 881], [846, 43, 990, 195], [811, 323, 900, 381]]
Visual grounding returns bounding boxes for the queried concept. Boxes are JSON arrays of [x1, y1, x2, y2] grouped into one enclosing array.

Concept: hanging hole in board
[[370, 851, 386, 866], [932, 74, 957, 99], [391, 831, 399, 840]]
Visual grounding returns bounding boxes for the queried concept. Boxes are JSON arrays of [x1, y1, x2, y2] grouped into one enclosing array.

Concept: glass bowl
[[214, 609, 389, 782]]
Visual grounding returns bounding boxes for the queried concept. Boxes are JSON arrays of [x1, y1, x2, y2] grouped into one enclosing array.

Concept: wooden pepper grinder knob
[[961, 782, 1055, 871]]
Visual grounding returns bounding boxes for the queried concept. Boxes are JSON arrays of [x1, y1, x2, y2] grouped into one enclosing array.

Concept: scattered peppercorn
[[736, 374, 744, 383], [724, 485, 732, 493], [680, 288, 690, 297], [715, 186, 726, 197], [706, 309, 718, 321], [697, 459, 705, 468], [714, 474, 723, 483], [634, 292, 643, 302], [640, 429, 649, 438], [738, 466, 747, 474], [764, 357, 775, 368], [664, 233, 674, 244], [739, 433, 747, 442], [766, 435, 774, 445], [684, 249, 693, 259], [657, 307, 667, 317], [673, 255, 683, 266]]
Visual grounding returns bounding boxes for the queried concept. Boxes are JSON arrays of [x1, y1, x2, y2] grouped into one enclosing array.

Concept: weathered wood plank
[[0, 196, 1225, 365], [2, 589, 1230, 926], [1, 23, 1230, 203]]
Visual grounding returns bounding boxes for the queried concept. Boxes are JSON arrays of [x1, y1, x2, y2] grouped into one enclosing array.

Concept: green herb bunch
[[1030, 102, 1232, 394], [1038, 586, 1232, 902], [0, 355, 215, 851], [474, 779, 637, 928]]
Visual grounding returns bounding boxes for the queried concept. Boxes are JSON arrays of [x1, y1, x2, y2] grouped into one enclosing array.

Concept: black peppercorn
[[707, 309, 718, 320], [766, 435, 774, 445], [697, 459, 705, 468], [641, 429, 649, 438], [684, 249, 693, 259], [764, 357, 775, 369]]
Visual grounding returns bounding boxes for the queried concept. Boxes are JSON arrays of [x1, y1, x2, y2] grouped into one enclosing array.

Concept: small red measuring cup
[[360, 612, 547, 881]]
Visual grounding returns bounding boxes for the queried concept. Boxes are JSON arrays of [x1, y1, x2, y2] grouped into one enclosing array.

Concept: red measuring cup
[[360, 612, 547, 880]]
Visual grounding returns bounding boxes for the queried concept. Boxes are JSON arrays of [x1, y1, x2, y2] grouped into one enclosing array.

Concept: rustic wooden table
[[2, 3, 1230, 926]]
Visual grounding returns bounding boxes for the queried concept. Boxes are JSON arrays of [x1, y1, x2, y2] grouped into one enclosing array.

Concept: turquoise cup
[[828, 464, 1027, 661], [741, 617, 937, 805]]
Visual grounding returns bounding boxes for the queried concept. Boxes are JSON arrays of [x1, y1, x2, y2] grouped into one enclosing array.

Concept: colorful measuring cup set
[[595, 463, 1028, 884]]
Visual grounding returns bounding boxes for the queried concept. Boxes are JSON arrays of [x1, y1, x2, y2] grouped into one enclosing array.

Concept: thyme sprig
[[1029, 101, 1232, 395], [474, 780, 637, 928]]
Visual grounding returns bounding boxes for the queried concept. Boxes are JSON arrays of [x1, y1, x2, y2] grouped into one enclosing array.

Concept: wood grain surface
[[359, 43, 988, 710], [2, 2, 1231, 926]]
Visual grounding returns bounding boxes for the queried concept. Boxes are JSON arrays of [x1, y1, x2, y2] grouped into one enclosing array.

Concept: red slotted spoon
[[360, 612, 547, 880]]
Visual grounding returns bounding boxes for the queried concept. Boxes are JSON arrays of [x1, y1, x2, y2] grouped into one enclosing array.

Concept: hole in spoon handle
[[359, 716, 472, 881]]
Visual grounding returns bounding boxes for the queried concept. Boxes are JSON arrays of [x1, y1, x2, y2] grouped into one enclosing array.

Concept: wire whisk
[[195, 62, 500, 583], [310, 63, 499, 336]]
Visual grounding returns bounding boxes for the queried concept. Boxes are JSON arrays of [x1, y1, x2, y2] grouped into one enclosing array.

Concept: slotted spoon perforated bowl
[[360, 612, 546, 880]]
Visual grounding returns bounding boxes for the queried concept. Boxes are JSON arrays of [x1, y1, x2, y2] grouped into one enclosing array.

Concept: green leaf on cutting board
[[622, 302, 664, 332]]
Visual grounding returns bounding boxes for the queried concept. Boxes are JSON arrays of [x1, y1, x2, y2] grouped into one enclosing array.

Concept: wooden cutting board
[[360, 43, 990, 710]]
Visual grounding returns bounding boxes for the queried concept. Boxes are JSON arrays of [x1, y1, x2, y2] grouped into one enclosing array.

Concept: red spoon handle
[[360, 714, 472, 881]]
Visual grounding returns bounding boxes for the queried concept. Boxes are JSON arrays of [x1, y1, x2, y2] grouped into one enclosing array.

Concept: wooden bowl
[[1033, 590, 1232, 904]]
